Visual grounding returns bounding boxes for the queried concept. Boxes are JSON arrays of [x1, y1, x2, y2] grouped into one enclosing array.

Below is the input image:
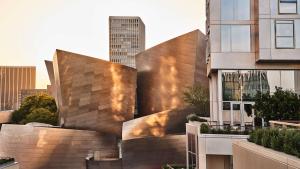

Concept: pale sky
[[0, 0, 205, 88]]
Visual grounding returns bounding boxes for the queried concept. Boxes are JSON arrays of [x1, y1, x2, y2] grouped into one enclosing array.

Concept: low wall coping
[[233, 141, 300, 168]]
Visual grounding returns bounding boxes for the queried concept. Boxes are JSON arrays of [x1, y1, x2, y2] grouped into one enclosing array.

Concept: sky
[[0, 0, 206, 88]]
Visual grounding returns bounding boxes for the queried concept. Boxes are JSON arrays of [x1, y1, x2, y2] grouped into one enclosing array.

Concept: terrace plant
[[200, 124, 249, 135], [249, 128, 300, 158]]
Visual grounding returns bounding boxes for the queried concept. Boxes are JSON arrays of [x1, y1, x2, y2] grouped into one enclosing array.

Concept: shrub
[[283, 130, 295, 155], [11, 93, 58, 125], [200, 124, 249, 135], [249, 128, 300, 158], [0, 157, 14, 165], [22, 108, 58, 126], [200, 123, 209, 133], [253, 129, 264, 145], [270, 129, 283, 151]]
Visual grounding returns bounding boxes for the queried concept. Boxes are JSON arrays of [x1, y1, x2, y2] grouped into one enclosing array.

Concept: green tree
[[253, 87, 300, 123], [11, 93, 58, 125], [22, 108, 58, 125], [183, 84, 209, 117]]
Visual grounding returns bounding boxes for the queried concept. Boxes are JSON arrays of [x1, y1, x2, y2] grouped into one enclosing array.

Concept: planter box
[[0, 162, 19, 169], [233, 141, 300, 169]]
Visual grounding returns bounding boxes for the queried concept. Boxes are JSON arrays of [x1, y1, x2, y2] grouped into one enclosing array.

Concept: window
[[221, 0, 250, 20], [221, 25, 251, 52], [275, 20, 295, 49], [279, 0, 297, 14], [187, 133, 197, 169]]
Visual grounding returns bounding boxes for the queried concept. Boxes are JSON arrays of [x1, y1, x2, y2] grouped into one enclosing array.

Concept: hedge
[[200, 124, 249, 135], [249, 128, 300, 158], [0, 157, 14, 165]]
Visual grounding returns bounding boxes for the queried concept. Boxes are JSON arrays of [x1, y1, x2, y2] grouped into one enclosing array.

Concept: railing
[[269, 120, 300, 129]]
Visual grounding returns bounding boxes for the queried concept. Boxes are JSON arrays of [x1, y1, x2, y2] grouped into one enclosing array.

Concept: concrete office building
[[109, 16, 145, 68], [0, 66, 36, 111], [205, 0, 300, 127]]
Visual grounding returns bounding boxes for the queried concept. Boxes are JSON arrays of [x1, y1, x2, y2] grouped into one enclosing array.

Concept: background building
[[18, 89, 48, 108], [205, 0, 300, 127], [109, 16, 145, 68], [0, 66, 36, 111]]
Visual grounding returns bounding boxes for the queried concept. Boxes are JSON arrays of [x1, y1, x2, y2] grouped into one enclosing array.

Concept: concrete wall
[[233, 141, 300, 169], [122, 135, 186, 169], [206, 155, 230, 169], [50, 50, 136, 136], [136, 30, 208, 116], [122, 107, 195, 140], [0, 124, 119, 169], [258, 0, 300, 62]]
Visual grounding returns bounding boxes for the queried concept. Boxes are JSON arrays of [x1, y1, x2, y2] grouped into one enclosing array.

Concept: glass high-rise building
[[109, 16, 145, 68], [0, 66, 36, 111]]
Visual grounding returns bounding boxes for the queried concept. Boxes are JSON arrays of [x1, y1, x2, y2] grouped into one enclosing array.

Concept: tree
[[183, 84, 209, 117], [11, 93, 58, 125], [22, 108, 58, 125], [253, 87, 300, 123]]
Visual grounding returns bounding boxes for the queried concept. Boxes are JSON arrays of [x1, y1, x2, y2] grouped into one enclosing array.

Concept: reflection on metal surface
[[122, 135, 186, 169], [136, 30, 208, 116], [0, 124, 118, 169], [48, 49, 136, 136], [122, 107, 196, 140]]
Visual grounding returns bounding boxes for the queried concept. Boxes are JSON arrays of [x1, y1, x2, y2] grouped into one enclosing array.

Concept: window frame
[[221, 0, 251, 20], [275, 20, 295, 49], [187, 133, 198, 169], [221, 25, 251, 52], [278, 0, 298, 14]]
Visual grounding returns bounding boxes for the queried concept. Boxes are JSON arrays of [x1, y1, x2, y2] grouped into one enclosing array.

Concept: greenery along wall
[[249, 128, 300, 158], [11, 93, 58, 125]]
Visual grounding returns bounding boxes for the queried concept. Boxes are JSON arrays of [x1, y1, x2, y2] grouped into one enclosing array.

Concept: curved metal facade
[[51, 50, 137, 136], [136, 30, 208, 116]]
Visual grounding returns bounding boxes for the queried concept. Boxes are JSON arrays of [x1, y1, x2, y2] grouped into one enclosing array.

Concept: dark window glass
[[233, 104, 240, 110], [223, 102, 231, 110]]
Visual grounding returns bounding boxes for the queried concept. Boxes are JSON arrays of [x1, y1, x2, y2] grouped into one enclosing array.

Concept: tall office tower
[[109, 16, 145, 68], [0, 66, 36, 111]]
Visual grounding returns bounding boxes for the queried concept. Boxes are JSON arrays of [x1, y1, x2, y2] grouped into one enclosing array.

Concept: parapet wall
[[233, 141, 300, 169]]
